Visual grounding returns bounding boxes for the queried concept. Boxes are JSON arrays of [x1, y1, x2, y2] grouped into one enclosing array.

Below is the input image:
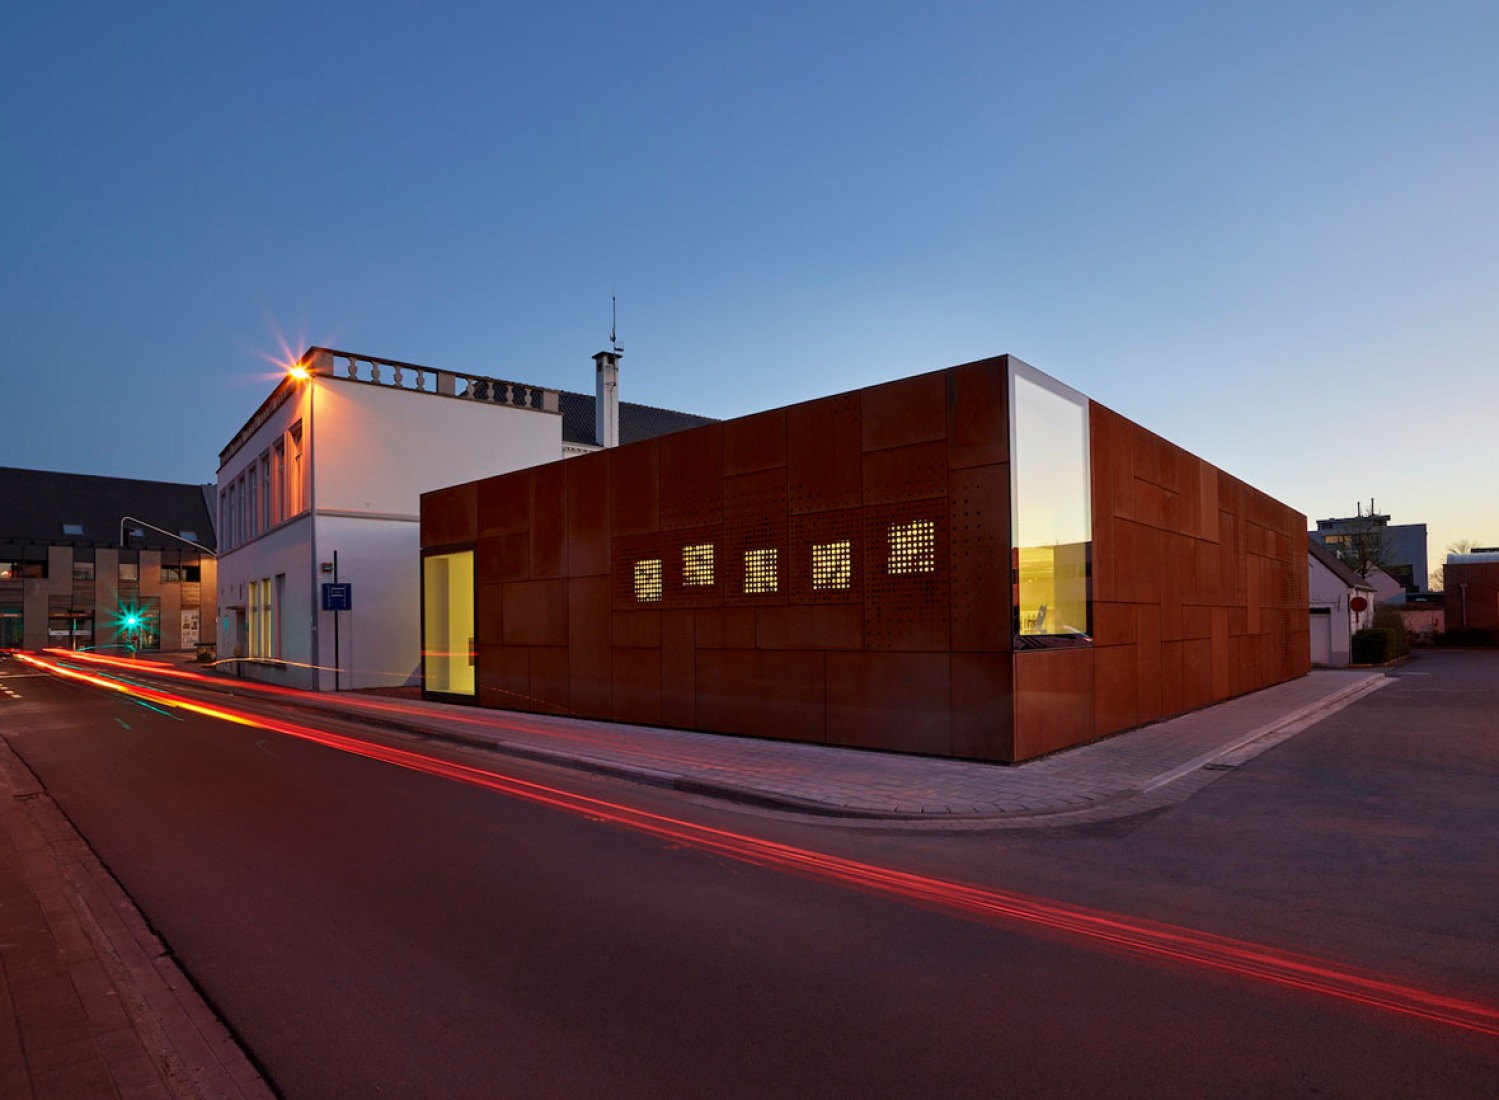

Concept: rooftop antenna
[[610, 290, 624, 357]]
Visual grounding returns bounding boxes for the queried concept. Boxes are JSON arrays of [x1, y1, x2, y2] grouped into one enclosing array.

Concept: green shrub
[[1351, 628, 1397, 665], [1371, 605, 1411, 657]]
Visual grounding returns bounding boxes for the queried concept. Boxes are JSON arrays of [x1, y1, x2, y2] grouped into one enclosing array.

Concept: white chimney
[[593, 350, 620, 448]]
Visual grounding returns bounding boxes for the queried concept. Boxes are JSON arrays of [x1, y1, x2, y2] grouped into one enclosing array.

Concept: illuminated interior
[[634, 558, 664, 601], [682, 544, 714, 587], [744, 549, 778, 594], [1011, 363, 1092, 645], [812, 541, 852, 590], [423, 551, 475, 695], [887, 520, 936, 575]]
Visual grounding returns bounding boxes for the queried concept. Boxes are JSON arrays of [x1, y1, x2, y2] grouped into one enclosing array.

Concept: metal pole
[[333, 550, 340, 692]]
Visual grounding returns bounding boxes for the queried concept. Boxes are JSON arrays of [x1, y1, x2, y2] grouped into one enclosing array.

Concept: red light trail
[[20, 650, 1499, 1040]]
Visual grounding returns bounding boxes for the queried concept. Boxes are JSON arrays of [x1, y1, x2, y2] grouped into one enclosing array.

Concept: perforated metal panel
[[863, 503, 950, 651], [790, 509, 863, 604]]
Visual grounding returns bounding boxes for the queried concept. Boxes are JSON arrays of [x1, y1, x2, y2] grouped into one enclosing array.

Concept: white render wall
[[218, 370, 568, 690], [1308, 557, 1372, 667]]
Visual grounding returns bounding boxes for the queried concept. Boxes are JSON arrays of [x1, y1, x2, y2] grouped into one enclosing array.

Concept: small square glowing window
[[812, 541, 852, 590], [743, 548, 778, 594], [682, 543, 715, 587], [888, 520, 936, 574], [633, 559, 663, 602], [61, 523, 84, 537]]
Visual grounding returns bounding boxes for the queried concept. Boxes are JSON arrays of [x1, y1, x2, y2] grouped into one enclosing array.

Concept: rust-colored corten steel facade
[[420, 356, 1310, 762]]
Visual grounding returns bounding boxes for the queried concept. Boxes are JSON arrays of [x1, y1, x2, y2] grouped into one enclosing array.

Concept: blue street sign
[[321, 582, 352, 611]]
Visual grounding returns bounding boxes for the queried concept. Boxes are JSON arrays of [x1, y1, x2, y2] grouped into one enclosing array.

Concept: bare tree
[[1429, 539, 1473, 592], [1326, 499, 1395, 580]]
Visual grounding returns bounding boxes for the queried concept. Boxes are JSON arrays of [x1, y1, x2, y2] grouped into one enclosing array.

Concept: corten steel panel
[[566, 454, 611, 577], [420, 484, 477, 548], [1159, 639, 1185, 717], [862, 371, 947, 453], [1210, 606, 1231, 700], [528, 646, 570, 716], [567, 577, 612, 717], [477, 644, 528, 711], [862, 441, 948, 506], [1246, 557, 1264, 635], [863, 501, 950, 652], [696, 650, 827, 743], [694, 608, 757, 650], [612, 532, 663, 611], [661, 610, 696, 728], [1183, 638, 1213, 711], [1194, 539, 1221, 605], [613, 609, 661, 649], [609, 440, 660, 537], [788, 393, 862, 515], [502, 579, 567, 647], [476, 533, 529, 585], [946, 359, 1008, 470], [950, 653, 1014, 761], [1091, 601, 1136, 648], [660, 524, 723, 608], [1133, 478, 1169, 529], [949, 464, 1010, 653], [1178, 457, 1204, 539], [611, 647, 662, 727], [1012, 648, 1094, 761], [724, 467, 789, 608], [825, 652, 950, 755], [475, 582, 504, 648], [722, 409, 787, 476], [659, 424, 724, 531], [1112, 519, 1163, 605], [1181, 608, 1217, 641], [1131, 425, 1160, 489], [530, 463, 568, 579], [789, 509, 863, 605], [1135, 603, 1163, 725], [1161, 532, 1192, 641], [757, 605, 864, 651], [1092, 643, 1138, 738], [477, 474, 530, 539], [1228, 606, 1249, 638]]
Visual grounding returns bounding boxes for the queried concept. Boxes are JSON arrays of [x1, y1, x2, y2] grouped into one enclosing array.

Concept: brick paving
[[0, 655, 1387, 1096], [0, 733, 274, 1100]]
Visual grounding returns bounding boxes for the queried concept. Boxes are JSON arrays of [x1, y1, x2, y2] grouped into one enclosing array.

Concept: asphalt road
[[2, 652, 1496, 1098]]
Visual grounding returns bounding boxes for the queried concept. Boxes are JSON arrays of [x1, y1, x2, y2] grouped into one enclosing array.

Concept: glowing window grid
[[811, 541, 852, 590], [887, 520, 936, 574], [682, 543, 715, 587], [633, 558, 663, 602], [743, 549, 778, 594]]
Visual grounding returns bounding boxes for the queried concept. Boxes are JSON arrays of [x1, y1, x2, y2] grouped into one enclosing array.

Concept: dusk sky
[[4, 1, 1495, 577]]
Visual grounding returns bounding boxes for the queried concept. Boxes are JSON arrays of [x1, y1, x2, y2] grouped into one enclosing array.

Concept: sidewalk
[[226, 664, 1390, 829], [0, 656, 1388, 1099]]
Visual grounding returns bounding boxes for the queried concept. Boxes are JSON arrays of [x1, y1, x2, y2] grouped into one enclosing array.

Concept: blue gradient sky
[[3, 1, 1495, 574]]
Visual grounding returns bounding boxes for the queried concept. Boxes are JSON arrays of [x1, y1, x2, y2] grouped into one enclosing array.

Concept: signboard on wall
[[181, 609, 200, 648], [321, 583, 352, 611]]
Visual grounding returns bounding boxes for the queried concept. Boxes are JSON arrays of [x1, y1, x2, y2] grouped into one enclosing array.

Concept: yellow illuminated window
[[812, 541, 852, 590], [887, 520, 935, 574], [683, 543, 715, 586], [634, 559, 663, 602], [743, 549, 778, 594]]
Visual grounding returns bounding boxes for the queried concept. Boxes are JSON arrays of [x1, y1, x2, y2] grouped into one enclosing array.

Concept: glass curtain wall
[[1010, 361, 1093, 646], [423, 551, 475, 695]]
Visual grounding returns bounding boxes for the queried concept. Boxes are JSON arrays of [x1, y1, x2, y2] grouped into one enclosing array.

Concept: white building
[[1308, 539, 1376, 667], [215, 347, 710, 690]]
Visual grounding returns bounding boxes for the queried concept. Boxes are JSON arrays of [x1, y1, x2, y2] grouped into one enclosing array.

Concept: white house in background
[[1308, 539, 1376, 667], [215, 347, 711, 690]]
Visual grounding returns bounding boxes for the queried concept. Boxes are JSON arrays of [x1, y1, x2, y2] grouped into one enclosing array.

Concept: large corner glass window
[[423, 551, 475, 696], [1010, 361, 1092, 647]]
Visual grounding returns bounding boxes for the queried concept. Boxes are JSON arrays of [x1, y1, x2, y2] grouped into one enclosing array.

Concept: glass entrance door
[[422, 551, 475, 696]]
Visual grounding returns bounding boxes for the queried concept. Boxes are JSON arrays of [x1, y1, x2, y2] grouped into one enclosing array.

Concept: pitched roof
[[0, 467, 216, 552], [1307, 538, 1374, 591], [556, 390, 716, 447]]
